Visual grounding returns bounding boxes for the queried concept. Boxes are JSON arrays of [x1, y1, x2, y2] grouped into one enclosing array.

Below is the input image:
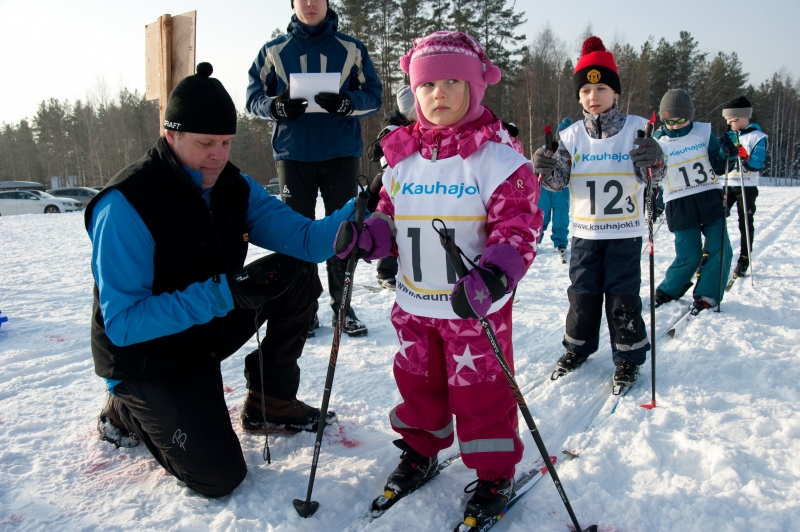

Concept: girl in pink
[[334, 31, 542, 522]]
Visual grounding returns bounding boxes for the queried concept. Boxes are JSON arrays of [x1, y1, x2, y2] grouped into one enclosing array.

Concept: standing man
[[246, 0, 383, 337], [89, 64, 358, 497]]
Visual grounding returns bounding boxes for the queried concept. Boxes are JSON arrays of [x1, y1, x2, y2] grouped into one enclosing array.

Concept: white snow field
[[1, 185, 800, 532]]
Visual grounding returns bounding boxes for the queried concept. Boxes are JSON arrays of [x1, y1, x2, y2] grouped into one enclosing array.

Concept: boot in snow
[[370, 439, 439, 515], [551, 350, 590, 379], [240, 391, 336, 434], [460, 477, 516, 527], [613, 363, 640, 389], [97, 393, 140, 448]]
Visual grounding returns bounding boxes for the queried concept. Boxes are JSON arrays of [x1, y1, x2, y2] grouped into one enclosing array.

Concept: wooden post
[[145, 11, 196, 136]]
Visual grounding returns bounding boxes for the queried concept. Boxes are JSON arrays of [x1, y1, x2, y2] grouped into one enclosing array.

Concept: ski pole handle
[[353, 174, 370, 234], [432, 218, 468, 279]]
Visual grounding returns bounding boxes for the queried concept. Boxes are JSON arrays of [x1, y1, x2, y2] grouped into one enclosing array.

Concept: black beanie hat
[[722, 96, 753, 119], [164, 62, 237, 135]]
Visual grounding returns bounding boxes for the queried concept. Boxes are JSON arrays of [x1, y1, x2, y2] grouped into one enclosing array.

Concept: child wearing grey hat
[[718, 95, 768, 278], [652, 88, 733, 312]]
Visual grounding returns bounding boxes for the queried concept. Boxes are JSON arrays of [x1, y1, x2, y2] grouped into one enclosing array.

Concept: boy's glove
[[226, 254, 295, 309], [533, 147, 557, 176], [629, 137, 664, 168], [314, 92, 352, 115], [737, 145, 750, 161], [720, 130, 739, 154], [450, 243, 526, 319], [271, 87, 308, 120], [334, 215, 393, 261]]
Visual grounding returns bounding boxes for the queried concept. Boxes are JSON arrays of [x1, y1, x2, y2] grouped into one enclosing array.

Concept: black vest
[[84, 137, 250, 380]]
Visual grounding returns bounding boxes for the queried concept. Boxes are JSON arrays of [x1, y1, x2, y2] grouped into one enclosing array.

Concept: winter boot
[[307, 312, 320, 338], [690, 296, 715, 315], [552, 350, 590, 379], [461, 477, 516, 526], [240, 391, 336, 434], [97, 393, 140, 448], [370, 439, 439, 515], [613, 362, 640, 389], [377, 276, 397, 290], [733, 255, 749, 277], [653, 288, 673, 309], [332, 313, 368, 337]]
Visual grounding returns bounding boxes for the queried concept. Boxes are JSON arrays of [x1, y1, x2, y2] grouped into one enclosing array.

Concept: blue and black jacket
[[246, 10, 382, 162]]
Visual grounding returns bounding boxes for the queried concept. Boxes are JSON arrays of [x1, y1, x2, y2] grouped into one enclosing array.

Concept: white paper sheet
[[289, 73, 341, 113]]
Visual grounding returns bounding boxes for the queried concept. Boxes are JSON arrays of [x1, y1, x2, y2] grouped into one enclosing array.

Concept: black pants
[[114, 256, 322, 497], [562, 237, 650, 366], [277, 157, 359, 318], [726, 186, 758, 257], [376, 256, 398, 280]]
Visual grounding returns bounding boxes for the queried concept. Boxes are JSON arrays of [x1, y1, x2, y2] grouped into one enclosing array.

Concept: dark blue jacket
[[246, 10, 382, 162]]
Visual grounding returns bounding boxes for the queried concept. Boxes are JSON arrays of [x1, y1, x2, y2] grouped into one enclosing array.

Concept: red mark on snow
[[1, 514, 25, 528], [338, 425, 360, 448], [46, 335, 66, 342], [224, 386, 235, 394]]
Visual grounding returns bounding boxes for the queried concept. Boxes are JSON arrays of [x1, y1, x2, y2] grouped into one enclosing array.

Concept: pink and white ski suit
[[377, 109, 543, 480]]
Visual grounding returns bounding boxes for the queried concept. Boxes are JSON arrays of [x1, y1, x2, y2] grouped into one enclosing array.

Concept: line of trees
[[2, 2, 799, 188]]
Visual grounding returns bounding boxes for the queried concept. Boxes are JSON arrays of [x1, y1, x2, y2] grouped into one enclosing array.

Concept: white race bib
[[658, 122, 721, 203]]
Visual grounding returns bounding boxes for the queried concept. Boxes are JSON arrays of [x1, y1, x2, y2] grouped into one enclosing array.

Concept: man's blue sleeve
[[345, 44, 383, 118], [88, 190, 235, 347], [243, 175, 356, 263], [246, 46, 278, 120]]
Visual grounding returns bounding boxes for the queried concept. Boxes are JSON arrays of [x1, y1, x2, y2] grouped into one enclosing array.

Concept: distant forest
[[2, 0, 799, 187]]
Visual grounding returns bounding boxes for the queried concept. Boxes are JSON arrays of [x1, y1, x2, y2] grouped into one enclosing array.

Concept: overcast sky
[[1, 0, 797, 126]]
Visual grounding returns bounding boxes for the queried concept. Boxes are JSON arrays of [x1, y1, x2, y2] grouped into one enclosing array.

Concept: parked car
[[27, 190, 83, 208], [47, 187, 99, 203], [0, 190, 82, 215], [265, 178, 280, 196], [91, 186, 104, 191]]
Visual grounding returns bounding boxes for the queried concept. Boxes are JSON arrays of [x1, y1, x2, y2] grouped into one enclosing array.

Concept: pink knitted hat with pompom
[[401, 31, 501, 128]]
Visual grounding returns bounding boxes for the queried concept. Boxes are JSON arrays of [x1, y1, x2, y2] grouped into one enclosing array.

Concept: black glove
[[271, 87, 308, 120], [314, 92, 352, 115], [533, 147, 557, 176], [225, 254, 295, 309], [629, 137, 664, 168]]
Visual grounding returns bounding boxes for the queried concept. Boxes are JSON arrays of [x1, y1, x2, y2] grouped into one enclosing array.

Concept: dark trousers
[[563, 237, 650, 366], [277, 157, 359, 318], [113, 256, 321, 497], [726, 186, 758, 257], [377, 256, 398, 280]]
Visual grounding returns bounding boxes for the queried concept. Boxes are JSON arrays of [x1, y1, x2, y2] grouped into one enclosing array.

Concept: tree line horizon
[[1, 0, 798, 187]]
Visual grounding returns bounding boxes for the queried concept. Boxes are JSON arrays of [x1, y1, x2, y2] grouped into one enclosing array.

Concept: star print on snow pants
[[388, 300, 522, 481]]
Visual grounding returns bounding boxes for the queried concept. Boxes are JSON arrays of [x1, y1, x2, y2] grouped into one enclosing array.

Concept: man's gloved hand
[[271, 87, 308, 120], [314, 92, 352, 115], [533, 147, 557, 176], [226, 254, 295, 309], [450, 243, 526, 319], [333, 215, 394, 261], [630, 137, 664, 169], [720, 130, 739, 155]]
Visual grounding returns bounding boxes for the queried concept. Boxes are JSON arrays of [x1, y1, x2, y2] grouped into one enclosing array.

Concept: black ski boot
[[613, 362, 640, 393], [551, 350, 590, 380], [690, 296, 715, 315], [459, 477, 516, 529], [653, 288, 673, 309], [370, 439, 439, 516], [733, 255, 749, 277]]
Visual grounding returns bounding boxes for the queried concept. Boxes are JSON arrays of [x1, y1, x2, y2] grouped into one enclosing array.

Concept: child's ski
[[666, 305, 699, 338], [453, 456, 557, 532]]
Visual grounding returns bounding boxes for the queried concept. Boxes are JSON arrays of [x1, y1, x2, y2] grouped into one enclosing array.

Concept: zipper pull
[[431, 146, 438, 163], [431, 131, 441, 162]]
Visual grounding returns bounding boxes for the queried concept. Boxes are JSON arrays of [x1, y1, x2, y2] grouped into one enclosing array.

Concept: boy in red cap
[[535, 36, 665, 390], [334, 31, 542, 525]]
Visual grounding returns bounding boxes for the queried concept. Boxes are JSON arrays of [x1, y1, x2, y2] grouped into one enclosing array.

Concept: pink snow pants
[[389, 300, 522, 481]]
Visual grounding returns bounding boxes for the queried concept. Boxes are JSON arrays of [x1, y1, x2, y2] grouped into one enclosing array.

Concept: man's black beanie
[[164, 62, 237, 135]]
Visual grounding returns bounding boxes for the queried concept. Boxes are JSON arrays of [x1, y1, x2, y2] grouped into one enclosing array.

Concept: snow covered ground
[[1, 186, 800, 531]]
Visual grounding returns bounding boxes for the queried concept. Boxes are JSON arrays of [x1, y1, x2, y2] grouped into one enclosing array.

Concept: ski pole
[[735, 130, 755, 286], [640, 112, 657, 410], [537, 124, 557, 185], [293, 175, 370, 518], [716, 157, 731, 312], [431, 219, 598, 532]]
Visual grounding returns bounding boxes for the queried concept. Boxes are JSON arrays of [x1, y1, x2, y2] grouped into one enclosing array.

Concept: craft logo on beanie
[[659, 89, 695, 122], [164, 62, 237, 135], [573, 36, 621, 99]]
